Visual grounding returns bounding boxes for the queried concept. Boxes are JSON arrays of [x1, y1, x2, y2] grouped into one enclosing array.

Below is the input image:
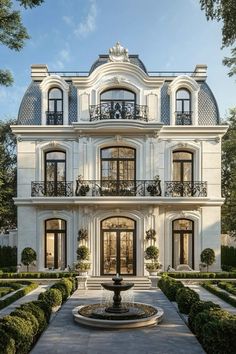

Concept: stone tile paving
[[188, 284, 236, 315], [31, 289, 205, 354], [0, 285, 48, 317]]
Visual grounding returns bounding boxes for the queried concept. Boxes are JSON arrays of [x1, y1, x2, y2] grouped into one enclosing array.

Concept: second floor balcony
[[89, 102, 148, 122], [46, 111, 63, 125], [31, 180, 208, 198]]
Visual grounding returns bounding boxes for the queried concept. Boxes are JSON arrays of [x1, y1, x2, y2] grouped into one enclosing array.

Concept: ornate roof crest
[[109, 42, 130, 62]]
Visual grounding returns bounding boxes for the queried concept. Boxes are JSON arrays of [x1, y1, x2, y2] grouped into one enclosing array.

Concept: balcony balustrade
[[46, 111, 63, 125], [89, 102, 148, 121], [175, 111, 192, 125], [31, 181, 73, 197], [165, 181, 207, 197], [75, 179, 161, 197]]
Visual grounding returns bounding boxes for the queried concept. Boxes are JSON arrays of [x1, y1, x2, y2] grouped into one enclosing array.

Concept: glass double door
[[102, 230, 135, 275]]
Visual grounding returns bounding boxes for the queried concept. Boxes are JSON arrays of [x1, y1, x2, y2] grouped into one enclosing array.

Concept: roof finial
[[109, 42, 130, 62]]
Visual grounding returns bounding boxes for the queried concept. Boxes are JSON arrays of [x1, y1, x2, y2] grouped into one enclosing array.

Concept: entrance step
[[86, 276, 152, 290]]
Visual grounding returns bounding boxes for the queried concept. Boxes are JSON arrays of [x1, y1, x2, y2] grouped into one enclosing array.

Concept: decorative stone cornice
[[109, 42, 130, 63]]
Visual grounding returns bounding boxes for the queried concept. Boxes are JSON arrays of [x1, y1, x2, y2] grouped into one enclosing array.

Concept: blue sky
[[0, 0, 235, 120]]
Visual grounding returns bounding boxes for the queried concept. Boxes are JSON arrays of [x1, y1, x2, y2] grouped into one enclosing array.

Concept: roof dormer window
[[176, 89, 191, 125], [47, 87, 63, 125]]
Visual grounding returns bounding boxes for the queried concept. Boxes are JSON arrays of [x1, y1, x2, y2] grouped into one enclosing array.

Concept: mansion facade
[[12, 42, 228, 274]]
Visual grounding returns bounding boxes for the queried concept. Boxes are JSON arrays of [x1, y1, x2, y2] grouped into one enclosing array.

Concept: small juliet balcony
[[165, 181, 207, 197], [46, 111, 63, 125], [31, 181, 73, 197], [175, 111, 192, 125], [89, 102, 148, 122]]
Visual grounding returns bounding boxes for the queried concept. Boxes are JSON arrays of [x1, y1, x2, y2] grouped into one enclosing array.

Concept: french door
[[101, 217, 136, 275]]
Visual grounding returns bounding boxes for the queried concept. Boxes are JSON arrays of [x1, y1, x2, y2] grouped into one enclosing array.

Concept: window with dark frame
[[175, 89, 192, 125], [45, 218, 67, 269], [172, 219, 194, 269], [47, 87, 63, 125], [45, 151, 66, 196]]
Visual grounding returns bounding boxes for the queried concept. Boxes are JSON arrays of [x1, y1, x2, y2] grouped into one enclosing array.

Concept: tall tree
[[200, 0, 236, 76], [0, 0, 44, 86], [222, 108, 236, 235], [0, 119, 17, 229]]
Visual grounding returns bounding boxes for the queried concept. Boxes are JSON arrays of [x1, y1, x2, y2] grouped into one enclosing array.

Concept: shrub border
[[0, 281, 38, 310], [202, 282, 236, 308]]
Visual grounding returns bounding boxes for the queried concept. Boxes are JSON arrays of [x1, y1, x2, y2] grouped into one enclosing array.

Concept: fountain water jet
[[73, 274, 164, 329]]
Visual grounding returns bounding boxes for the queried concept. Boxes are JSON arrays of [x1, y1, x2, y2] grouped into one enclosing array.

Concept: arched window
[[45, 151, 66, 196], [172, 219, 194, 269], [176, 89, 191, 125], [100, 89, 136, 120], [100, 146, 136, 195], [45, 219, 66, 269], [171, 151, 193, 197], [47, 88, 63, 125]]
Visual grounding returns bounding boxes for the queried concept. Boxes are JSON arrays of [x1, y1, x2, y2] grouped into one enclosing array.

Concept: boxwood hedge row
[[0, 277, 75, 354]]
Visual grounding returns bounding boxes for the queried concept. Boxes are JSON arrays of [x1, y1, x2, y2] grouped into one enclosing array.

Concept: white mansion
[[12, 43, 228, 274]]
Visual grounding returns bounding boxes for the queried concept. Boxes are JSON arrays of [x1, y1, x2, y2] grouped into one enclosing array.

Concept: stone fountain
[[73, 274, 164, 329]]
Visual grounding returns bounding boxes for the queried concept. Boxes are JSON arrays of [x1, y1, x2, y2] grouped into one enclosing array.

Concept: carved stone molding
[[109, 42, 130, 62]]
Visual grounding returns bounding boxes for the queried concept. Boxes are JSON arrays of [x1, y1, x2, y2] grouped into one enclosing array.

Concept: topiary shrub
[[176, 287, 200, 314], [158, 276, 184, 301], [21, 248, 37, 272], [31, 300, 52, 324], [0, 327, 15, 354], [51, 282, 68, 302], [20, 303, 47, 334], [200, 248, 215, 272], [10, 309, 39, 339], [188, 300, 220, 331], [38, 288, 62, 308], [77, 246, 89, 261], [0, 315, 34, 354], [202, 317, 236, 354]]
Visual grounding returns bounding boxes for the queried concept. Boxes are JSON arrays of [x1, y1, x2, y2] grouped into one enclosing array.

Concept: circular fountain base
[[72, 302, 164, 329]]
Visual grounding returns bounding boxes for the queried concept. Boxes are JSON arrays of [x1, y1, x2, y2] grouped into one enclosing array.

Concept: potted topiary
[[76, 175, 90, 196], [76, 245, 90, 275], [200, 248, 216, 272], [147, 175, 161, 196], [21, 247, 37, 272], [144, 245, 161, 275]]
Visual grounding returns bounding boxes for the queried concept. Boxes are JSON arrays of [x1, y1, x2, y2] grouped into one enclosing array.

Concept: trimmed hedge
[[166, 271, 236, 279], [51, 278, 74, 302], [38, 288, 62, 308], [217, 281, 236, 296], [158, 275, 184, 301], [188, 300, 220, 331], [0, 282, 38, 310], [10, 309, 39, 338], [19, 302, 47, 334], [0, 271, 76, 279], [202, 282, 236, 308], [0, 315, 34, 354], [0, 328, 15, 354], [221, 245, 236, 268], [176, 287, 200, 314], [0, 246, 17, 268]]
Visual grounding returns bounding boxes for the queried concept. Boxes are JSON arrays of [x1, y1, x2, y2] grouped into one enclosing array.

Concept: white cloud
[[62, 16, 74, 26], [74, 0, 97, 38], [49, 48, 71, 70]]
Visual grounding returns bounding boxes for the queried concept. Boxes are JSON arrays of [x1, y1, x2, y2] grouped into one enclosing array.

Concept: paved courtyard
[[31, 289, 205, 354]]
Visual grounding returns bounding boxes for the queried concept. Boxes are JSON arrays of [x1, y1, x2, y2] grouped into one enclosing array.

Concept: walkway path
[[188, 284, 236, 315], [0, 285, 48, 317], [31, 289, 204, 354]]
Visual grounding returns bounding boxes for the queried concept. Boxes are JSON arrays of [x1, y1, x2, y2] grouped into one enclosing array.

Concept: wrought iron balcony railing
[[31, 181, 73, 197], [46, 111, 63, 125], [75, 179, 161, 197], [175, 111, 192, 125], [89, 102, 148, 121], [165, 181, 207, 197]]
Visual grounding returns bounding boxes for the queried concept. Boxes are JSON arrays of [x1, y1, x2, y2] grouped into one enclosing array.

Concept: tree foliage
[[0, 0, 44, 86], [0, 119, 17, 229], [200, 0, 236, 76], [21, 247, 36, 271], [200, 248, 216, 271], [222, 108, 236, 235]]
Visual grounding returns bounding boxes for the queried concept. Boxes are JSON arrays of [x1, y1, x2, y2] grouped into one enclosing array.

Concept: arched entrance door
[[101, 217, 136, 276]]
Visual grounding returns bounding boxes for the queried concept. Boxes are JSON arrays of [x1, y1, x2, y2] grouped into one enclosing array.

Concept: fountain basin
[[72, 302, 164, 329]]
